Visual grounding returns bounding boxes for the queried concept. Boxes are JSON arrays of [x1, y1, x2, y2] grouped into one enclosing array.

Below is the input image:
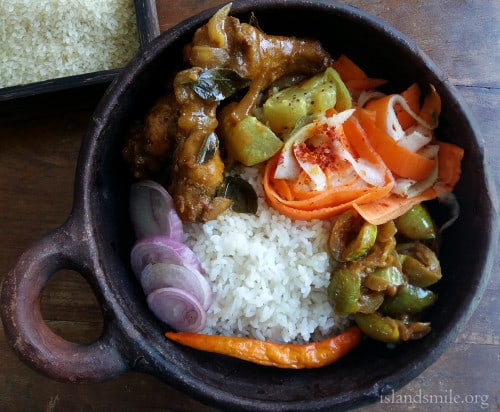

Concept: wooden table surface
[[1, 1, 499, 411]]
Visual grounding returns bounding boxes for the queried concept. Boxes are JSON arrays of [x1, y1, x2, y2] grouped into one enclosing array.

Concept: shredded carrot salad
[[263, 55, 463, 224]]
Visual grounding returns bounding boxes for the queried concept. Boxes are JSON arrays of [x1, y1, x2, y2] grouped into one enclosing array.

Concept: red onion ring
[[147, 287, 207, 332], [141, 263, 212, 310], [130, 236, 204, 277], [130, 180, 183, 241]]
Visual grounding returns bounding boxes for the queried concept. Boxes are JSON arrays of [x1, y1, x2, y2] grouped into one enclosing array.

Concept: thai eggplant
[[327, 204, 441, 343]]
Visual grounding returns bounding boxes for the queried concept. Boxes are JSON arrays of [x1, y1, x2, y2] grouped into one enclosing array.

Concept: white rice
[[0, 0, 139, 88], [184, 166, 351, 343]]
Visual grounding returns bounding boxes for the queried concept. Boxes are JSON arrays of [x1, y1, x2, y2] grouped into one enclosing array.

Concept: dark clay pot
[[1, 1, 498, 411]]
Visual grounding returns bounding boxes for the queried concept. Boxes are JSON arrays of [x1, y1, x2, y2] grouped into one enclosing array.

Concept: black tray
[[0, 0, 159, 121]]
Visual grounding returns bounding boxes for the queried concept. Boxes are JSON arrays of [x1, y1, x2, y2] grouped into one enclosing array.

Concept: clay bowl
[[1, 1, 497, 411]]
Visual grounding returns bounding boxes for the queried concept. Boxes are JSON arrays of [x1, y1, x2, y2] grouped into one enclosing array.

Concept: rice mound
[[184, 167, 350, 343], [0, 0, 139, 88]]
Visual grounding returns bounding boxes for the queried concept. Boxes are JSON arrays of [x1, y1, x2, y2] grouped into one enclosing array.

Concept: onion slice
[[274, 109, 355, 182], [140, 263, 212, 310], [396, 125, 432, 153], [131, 236, 203, 277], [130, 180, 183, 242], [147, 287, 207, 332], [274, 122, 314, 180]]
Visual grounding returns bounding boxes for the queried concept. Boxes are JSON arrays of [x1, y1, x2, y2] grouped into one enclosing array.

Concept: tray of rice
[[0, 0, 159, 103]]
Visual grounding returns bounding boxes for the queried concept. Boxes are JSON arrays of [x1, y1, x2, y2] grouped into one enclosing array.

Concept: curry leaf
[[217, 175, 258, 214], [187, 69, 251, 102], [196, 132, 219, 164]]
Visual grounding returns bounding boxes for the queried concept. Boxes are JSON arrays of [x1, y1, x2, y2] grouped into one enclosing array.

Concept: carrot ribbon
[[263, 115, 395, 221], [262, 71, 463, 224], [332, 54, 388, 91]]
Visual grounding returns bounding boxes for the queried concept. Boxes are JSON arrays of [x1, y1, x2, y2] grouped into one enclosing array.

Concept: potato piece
[[262, 67, 351, 134], [226, 116, 283, 166], [263, 87, 311, 134]]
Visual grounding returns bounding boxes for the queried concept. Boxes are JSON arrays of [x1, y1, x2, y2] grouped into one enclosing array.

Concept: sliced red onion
[[293, 138, 328, 190], [382, 95, 436, 142], [357, 90, 386, 107], [140, 263, 212, 310], [274, 109, 355, 182], [147, 287, 207, 332], [130, 180, 183, 242], [396, 125, 432, 152], [274, 122, 314, 180], [393, 145, 440, 198], [130, 236, 203, 277], [333, 137, 386, 187]]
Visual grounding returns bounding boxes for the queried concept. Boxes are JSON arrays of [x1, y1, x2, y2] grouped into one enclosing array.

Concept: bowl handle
[[0, 220, 128, 383]]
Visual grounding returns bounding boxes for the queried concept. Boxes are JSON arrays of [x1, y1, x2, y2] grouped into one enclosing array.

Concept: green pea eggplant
[[395, 203, 436, 240], [356, 291, 385, 314], [398, 242, 442, 287], [328, 211, 377, 263], [380, 284, 437, 316], [362, 266, 404, 294], [342, 222, 378, 261], [327, 268, 361, 315], [354, 313, 432, 343]]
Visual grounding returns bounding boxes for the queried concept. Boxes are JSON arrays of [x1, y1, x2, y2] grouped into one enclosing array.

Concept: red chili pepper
[[165, 325, 363, 369]]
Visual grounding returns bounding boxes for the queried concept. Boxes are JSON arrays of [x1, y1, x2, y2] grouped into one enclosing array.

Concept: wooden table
[[1, 1, 498, 411]]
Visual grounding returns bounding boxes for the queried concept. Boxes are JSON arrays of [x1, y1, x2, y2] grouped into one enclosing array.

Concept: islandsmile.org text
[[380, 389, 489, 409]]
